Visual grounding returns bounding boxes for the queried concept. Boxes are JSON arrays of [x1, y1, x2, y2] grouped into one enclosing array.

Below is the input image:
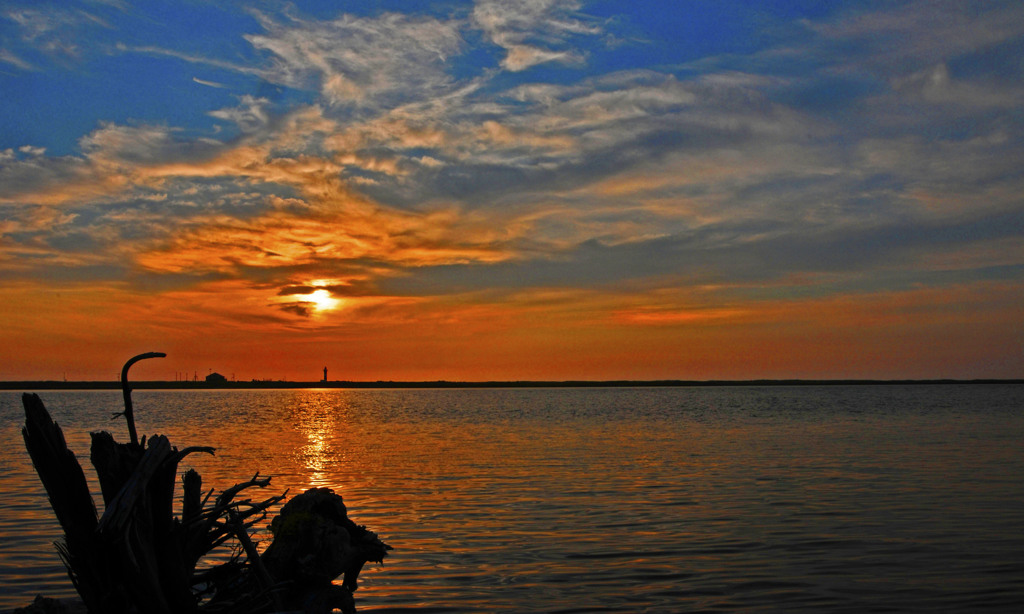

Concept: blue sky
[[1, 1, 1023, 380]]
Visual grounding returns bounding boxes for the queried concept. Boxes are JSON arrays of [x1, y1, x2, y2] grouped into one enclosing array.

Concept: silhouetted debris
[[10, 595, 84, 614], [20, 353, 390, 614], [262, 488, 392, 613]]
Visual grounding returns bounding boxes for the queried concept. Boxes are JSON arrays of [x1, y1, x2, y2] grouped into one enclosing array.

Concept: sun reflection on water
[[292, 393, 347, 490]]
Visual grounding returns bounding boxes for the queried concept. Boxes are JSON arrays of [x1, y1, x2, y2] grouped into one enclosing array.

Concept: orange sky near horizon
[[2, 276, 1020, 381]]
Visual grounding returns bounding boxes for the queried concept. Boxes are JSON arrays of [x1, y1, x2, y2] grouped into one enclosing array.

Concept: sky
[[1, 0, 1023, 382]]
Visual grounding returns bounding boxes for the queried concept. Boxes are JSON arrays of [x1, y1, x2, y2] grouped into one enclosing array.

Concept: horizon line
[[3, 378, 1022, 391]]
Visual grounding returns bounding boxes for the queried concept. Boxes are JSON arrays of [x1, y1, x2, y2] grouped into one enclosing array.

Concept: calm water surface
[[0, 385, 1022, 612]]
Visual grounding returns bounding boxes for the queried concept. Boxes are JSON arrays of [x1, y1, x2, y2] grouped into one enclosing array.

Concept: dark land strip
[[2, 379, 1021, 390]]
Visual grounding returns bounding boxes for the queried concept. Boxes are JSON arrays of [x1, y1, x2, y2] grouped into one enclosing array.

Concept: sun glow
[[306, 289, 340, 311]]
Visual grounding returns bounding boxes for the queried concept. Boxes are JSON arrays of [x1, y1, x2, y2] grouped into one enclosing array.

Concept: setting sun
[[306, 289, 340, 312]]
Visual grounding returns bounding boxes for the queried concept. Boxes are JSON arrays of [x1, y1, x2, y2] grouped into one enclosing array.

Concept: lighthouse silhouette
[[322, 366, 327, 383]]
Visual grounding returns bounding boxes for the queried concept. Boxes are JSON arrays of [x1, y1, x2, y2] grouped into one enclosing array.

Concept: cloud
[[131, 199, 519, 279], [193, 76, 227, 88], [0, 150, 93, 205], [0, 122, 235, 206], [277, 284, 316, 296], [80, 123, 192, 165], [4, 6, 113, 62], [311, 66, 823, 213], [278, 301, 313, 318], [811, 1, 1024, 71], [0, 98, 525, 283], [0, 48, 34, 70], [377, 200, 1024, 306], [208, 96, 272, 133], [891, 62, 1022, 108], [1, 104, 333, 207], [245, 10, 463, 106], [118, 43, 264, 78], [472, 0, 601, 71]]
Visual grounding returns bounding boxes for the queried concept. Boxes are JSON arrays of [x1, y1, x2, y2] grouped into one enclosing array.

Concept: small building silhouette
[[205, 372, 228, 384]]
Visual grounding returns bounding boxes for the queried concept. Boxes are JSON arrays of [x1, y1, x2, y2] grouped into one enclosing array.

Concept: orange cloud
[[132, 201, 519, 276]]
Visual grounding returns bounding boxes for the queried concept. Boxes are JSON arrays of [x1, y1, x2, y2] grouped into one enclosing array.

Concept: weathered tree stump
[[21, 353, 391, 614], [262, 488, 392, 613]]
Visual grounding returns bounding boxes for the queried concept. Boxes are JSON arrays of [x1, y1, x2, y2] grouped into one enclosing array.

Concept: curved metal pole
[[120, 352, 166, 446]]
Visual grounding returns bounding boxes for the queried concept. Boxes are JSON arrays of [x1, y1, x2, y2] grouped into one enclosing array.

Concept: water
[[0, 385, 1022, 612]]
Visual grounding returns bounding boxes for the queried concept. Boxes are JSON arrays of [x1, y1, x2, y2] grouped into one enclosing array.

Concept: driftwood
[[262, 488, 391, 612], [21, 353, 390, 614]]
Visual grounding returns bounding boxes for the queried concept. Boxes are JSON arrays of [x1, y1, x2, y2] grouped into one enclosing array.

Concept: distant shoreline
[[2, 378, 1021, 390]]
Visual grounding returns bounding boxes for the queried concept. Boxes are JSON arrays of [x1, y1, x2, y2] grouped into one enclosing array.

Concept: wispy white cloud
[[116, 42, 264, 77], [4, 6, 112, 61], [472, 0, 602, 71], [208, 95, 272, 133], [193, 76, 227, 89], [245, 10, 463, 106], [0, 48, 34, 70]]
